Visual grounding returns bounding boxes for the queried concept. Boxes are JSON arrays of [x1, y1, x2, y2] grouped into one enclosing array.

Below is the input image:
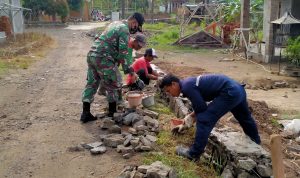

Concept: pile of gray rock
[[81, 108, 160, 159], [118, 161, 177, 178]]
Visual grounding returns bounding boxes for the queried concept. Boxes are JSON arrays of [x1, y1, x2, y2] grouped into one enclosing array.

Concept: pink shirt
[[126, 57, 151, 85]]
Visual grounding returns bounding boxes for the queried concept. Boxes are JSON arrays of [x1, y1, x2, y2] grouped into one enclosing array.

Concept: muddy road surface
[[0, 23, 139, 178]]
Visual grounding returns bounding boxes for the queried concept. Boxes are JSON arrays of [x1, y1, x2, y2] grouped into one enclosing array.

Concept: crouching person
[[159, 73, 261, 161]]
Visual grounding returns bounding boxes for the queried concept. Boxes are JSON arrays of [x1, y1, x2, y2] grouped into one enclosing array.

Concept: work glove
[[171, 114, 194, 135]]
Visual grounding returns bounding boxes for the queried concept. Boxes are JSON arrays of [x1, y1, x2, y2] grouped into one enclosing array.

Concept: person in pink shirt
[[127, 48, 159, 90]]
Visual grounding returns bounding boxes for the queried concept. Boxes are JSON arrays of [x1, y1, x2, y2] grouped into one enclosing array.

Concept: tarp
[[271, 12, 300, 25]]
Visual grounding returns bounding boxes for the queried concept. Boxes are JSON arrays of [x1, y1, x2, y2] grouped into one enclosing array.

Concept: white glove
[[171, 114, 194, 135], [183, 114, 194, 128]]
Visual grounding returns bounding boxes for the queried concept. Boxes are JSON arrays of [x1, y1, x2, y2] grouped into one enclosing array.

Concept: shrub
[[285, 36, 300, 67]]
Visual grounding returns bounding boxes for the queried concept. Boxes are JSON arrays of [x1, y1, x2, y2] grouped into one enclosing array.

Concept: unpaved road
[[0, 23, 139, 178]]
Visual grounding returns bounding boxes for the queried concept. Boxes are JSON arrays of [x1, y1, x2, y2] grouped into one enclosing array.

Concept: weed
[[145, 95, 216, 178]]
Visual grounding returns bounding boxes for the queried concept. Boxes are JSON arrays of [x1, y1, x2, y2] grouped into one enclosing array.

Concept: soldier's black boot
[[80, 102, 96, 123], [107, 102, 117, 117]]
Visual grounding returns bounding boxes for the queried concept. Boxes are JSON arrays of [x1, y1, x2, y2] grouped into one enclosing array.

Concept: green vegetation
[[144, 96, 216, 178], [285, 36, 300, 67], [67, 0, 83, 11], [0, 33, 53, 74], [145, 22, 210, 52], [23, 0, 69, 22]]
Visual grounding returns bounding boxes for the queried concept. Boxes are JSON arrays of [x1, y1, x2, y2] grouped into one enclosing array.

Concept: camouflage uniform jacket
[[89, 21, 133, 74]]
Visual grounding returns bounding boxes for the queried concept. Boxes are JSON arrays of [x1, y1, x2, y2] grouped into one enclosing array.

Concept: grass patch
[[145, 22, 213, 53], [145, 95, 217, 178], [271, 118, 281, 128], [0, 32, 53, 74]]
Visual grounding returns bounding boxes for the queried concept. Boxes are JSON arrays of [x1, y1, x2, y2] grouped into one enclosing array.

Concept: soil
[[0, 23, 140, 178], [1, 22, 300, 178], [154, 51, 300, 178]]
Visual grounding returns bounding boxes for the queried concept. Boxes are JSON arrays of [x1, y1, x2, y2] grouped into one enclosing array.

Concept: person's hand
[[171, 124, 188, 136], [130, 73, 138, 83], [183, 114, 194, 128]]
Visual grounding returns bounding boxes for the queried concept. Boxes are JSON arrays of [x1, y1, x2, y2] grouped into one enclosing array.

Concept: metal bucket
[[142, 94, 155, 107]]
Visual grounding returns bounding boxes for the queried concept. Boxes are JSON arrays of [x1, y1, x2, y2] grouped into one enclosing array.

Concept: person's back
[[181, 74, 240, 102], [90, 21, 129, 61]]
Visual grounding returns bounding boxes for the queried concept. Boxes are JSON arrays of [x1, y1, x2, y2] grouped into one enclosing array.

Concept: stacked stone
[[0, 16, 12, 36], [118, 161, 177, 178], [89, 109, 160, 158]]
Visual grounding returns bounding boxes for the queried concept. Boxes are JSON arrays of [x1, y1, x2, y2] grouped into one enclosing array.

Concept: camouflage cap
[[134, 33, 146, 47]]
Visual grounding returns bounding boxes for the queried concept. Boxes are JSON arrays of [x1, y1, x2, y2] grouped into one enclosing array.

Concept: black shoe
[[176, 146, 199, 161], [80, 102, 96, 123], [108, 102, 116, 117], [80, 111, 97, 123]]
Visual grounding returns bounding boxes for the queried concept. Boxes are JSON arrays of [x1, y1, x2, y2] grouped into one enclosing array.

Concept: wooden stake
[[270, 134, 285, 178]]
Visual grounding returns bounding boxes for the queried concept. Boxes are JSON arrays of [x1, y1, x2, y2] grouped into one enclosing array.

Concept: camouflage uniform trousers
[[82, 53, 123, 103]]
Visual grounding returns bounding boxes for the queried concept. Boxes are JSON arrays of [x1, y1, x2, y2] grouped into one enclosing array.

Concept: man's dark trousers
[[188, 84, 261, 158]]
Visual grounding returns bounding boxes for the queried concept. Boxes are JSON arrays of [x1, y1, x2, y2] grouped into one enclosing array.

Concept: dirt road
[[0, 23, 139, 178]]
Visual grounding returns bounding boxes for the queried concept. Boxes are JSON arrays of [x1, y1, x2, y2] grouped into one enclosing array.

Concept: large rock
[[113, 112, 123, 123], [139, 109, 159, 119], [101, 118, 115, 129], [143, 116, 159, 128], [117, 171, 131, 178], [103, 134, 125, 148], [237, 158, 257, 171], [237, 171, 252, 178], [256, 164, 272, 177], [146, 135, 157, 142], [221, 167, 234, 178], [137, 165, 150, 174], [123, 134, 133, 146], [109, 125, 121, 134], [90, 146, 107, 155], [146, 161, 171, 178], [140, 136, 152, 147], [123, 113, 141, 126], [130, 139, 140, 147]]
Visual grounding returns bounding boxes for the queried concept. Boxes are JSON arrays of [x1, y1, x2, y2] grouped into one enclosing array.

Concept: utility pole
[[151, 0, 155, 24], [121, 0, 125, 19]]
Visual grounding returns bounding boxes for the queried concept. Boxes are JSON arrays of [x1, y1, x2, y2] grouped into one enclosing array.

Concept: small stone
[[133, 120, 146, 129], [141, 146, 152, 151], [90, 146, 107, 155], [130, 139, 140, 147], [221, 168, 234, 178], [81, 142, 103, 149], [123, 113, 140, 126], [256, 165, 272, 177], [137, 165, 150, 174], [101, 118, 115, 129], [128, 127, 137, 135], [90, 171, 94, 175], [140, 109, 159, 119], [117, 171, 131, 178], [132, 171, 144, 178], [143, 116, 159, 128], [122, 165, 134, 172], [237, 158, 257, 171], [134, 143, 143, 152], [117, 145, 134, 154], [237, 171, 252, 178], [137, 130, 145, 135], [96, 112, 106, 119], [146, 135, 157, 142], [123, 134, 133, 146], [113, 112, 123, 123], [168, 169, 177, 178], [140, 136, 152, 147], [109, 125, 121, 134], [0, 115, 7, 119], [296, 136, 300, 143], [123, 153, 133, 159], [136, 125, 148, 131], [103, 134, 125, 148], [67, 145, 84, 152]]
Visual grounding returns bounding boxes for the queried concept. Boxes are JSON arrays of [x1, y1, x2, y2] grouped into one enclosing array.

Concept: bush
[[285, 36, 300, 67]]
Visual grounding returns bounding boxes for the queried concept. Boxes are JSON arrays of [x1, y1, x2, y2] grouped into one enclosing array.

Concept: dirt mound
[[248, 99, 281, 134], [153, 61, 206, 78]]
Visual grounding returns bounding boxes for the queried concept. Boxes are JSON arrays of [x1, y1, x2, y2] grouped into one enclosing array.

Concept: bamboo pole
[[270, 134, 285, 178]]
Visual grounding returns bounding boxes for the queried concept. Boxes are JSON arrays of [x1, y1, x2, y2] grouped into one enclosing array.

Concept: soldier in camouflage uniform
[[81, 12, 145, 123]]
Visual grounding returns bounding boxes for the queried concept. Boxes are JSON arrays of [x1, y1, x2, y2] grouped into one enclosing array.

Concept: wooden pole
[[270, 134, 285, 178]]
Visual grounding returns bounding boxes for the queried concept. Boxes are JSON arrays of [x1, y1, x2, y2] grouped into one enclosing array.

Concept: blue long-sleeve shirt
[[179, 74, 241, 114]]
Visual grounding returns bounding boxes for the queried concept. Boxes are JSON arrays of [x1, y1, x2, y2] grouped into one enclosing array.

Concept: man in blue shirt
[[159, 73, 261, 161]]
